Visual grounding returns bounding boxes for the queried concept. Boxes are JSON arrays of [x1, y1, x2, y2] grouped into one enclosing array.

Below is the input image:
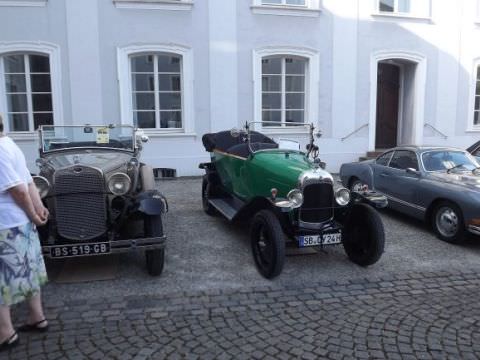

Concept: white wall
[[0, 0, 479, 175]]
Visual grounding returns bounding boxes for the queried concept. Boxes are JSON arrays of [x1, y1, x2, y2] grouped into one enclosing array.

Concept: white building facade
[[0, 0, 479, 175]]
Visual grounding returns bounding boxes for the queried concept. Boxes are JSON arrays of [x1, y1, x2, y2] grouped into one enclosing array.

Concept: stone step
[[359, 149, 387, 162]]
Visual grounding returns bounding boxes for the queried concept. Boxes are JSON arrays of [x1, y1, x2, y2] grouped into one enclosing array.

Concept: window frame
[[388, 150, 419, 171], [117, 43, 194, 136], [253, 46, 319, 133], [0, 41, 63, 138], [251, 0, 321, 17], [375, 151, 394, 166], [373, 0, 432, 20], [261, 56, 307, 128], [468, 60, 480, 132]]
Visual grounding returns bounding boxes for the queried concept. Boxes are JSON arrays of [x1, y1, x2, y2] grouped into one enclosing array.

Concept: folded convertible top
[[202, 130, 277, 153]]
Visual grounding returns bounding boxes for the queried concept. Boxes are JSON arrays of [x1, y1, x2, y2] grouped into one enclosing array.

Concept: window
[[377, 0, 430, 17], [389, 150, 418, 170], [262, 0, 306, 6], [261, 56, 306, 127], [130, 53, 182, 129], [474, 66, 480, 127], [1, 53, 53, 132], [376, 151, 393, 166]]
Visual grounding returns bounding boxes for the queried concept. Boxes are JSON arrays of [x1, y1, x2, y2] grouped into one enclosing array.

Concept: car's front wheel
[[250, 210, 285, 279], [342, 203, 385, 266], [432, 201, 464, 244], [144, 214, 165, 276]]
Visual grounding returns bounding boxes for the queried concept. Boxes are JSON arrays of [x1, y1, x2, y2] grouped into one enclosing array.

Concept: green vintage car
[[200, 122, 388, 279]]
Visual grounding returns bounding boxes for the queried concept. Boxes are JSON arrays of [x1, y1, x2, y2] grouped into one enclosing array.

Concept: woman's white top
[[0, 136, 32, 230]]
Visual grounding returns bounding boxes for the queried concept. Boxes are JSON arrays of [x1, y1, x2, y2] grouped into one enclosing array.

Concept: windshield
[[40, 125, 135, 153], [421, 150, 479, 172]]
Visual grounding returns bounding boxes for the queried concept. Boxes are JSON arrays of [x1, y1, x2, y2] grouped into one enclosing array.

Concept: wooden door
[[375, 63, 400, 149]]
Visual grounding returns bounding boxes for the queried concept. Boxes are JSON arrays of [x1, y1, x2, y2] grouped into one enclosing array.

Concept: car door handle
[[380, 173, 390, 177]]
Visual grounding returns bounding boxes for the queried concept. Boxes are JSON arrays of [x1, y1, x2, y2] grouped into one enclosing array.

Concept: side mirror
[[141, 135, 149, 143], [406, 168, 420, 176], [230, 128, 240, 138]]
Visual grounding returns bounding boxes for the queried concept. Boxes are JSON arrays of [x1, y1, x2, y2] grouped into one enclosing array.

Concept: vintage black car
[[33, 125, 167, 276], [200, 122, 388, 279]]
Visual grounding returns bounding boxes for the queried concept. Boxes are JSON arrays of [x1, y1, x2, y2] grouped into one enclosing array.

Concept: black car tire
[[343, 203, 385, 266], [202, 176, 218, 216], [432, 201, 465, 244], [144, 214, 165, 276], [250, 210, 285, 279]]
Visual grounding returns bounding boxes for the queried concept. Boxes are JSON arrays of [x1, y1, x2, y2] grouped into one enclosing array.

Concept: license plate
[[49, 243, 110, 258], [298, 232, 342, 247]]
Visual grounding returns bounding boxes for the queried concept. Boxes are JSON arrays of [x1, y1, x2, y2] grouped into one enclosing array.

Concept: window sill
[[143, 130, 197, 138], [0, 0, 46, 6], [371, 12, 432, 23], [251, 5, 321, 17], [259, 127, 310, 135], [113, 0, 193, 10], [466, 128, 480, 133], [7, 132, 37, 141]]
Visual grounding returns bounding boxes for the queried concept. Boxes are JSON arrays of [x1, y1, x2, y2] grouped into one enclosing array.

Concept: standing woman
[[0, 115, 49, 351]]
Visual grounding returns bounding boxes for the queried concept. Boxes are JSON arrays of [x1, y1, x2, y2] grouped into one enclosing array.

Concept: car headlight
[[287, 189, 303, 209], [335, 187, 351, 206], [33, 176, 50, 199], [107, 173, 131, 195]]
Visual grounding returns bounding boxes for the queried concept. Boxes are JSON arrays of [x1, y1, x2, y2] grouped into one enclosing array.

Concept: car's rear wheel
[[202, 176, 218, 216], [432, 201, 464, 244], [144, 214, 165, 276], [342, 203, 385, 266], [250, 210, 285, 279]]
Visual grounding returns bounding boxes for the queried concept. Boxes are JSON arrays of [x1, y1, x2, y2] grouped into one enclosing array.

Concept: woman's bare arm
[[28, 182, 48, 219], [8, 184, 45, 226]]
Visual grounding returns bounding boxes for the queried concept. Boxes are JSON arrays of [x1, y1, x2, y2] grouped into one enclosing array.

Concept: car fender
[[340, 162, 374, 189], [137, 190, 168, 215]]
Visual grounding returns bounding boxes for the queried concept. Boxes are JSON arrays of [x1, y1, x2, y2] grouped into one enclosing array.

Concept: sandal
[[18, 319, 48, 333], [0, 332, 19, 351]]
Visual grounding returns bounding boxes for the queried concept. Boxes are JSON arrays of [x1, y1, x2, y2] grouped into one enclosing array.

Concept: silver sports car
[[340, 146, 480, 243]]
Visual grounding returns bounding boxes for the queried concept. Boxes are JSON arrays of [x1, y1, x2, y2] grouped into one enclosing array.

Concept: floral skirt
[[0, 222, 48, 306]]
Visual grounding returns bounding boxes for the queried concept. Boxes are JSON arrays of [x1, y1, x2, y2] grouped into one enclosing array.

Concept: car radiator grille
[[54, 166, 107, 241], [299, 183, 334, 223]]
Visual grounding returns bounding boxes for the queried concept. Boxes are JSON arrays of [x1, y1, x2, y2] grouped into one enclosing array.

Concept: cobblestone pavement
[[5, 271, 480, 359]]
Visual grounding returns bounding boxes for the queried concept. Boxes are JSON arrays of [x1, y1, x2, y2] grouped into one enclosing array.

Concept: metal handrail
[[341, 123, 369, 142], [424, 123, 447, 140]]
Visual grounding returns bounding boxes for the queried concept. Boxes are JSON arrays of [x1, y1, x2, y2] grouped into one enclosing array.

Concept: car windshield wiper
[[446, 163, 465, 173]]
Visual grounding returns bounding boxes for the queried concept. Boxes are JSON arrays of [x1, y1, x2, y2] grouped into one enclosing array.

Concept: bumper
[[41, 235, 166, 259], [468, 225, 480, 236]]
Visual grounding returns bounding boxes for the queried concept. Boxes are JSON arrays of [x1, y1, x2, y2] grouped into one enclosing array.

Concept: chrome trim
[[384, 194, 426, 212], [298, 168, 334, 188], [107, 172, 132, 195], [468, 225, 480, 236], [32, 175, 50, 199]]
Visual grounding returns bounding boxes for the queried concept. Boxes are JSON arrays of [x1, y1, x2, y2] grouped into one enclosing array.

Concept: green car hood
[[246, 151, 313, 197]]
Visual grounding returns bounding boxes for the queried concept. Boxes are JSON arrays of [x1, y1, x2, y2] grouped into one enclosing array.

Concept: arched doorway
[[369, 51, 426, 151]]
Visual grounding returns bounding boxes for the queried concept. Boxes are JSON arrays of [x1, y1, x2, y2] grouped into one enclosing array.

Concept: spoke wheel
[[250, 210, 285, 279], [432, 201, 464, 244]]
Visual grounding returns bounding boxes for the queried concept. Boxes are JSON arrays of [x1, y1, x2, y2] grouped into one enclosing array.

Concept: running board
[[208, 197, 244, 221]]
